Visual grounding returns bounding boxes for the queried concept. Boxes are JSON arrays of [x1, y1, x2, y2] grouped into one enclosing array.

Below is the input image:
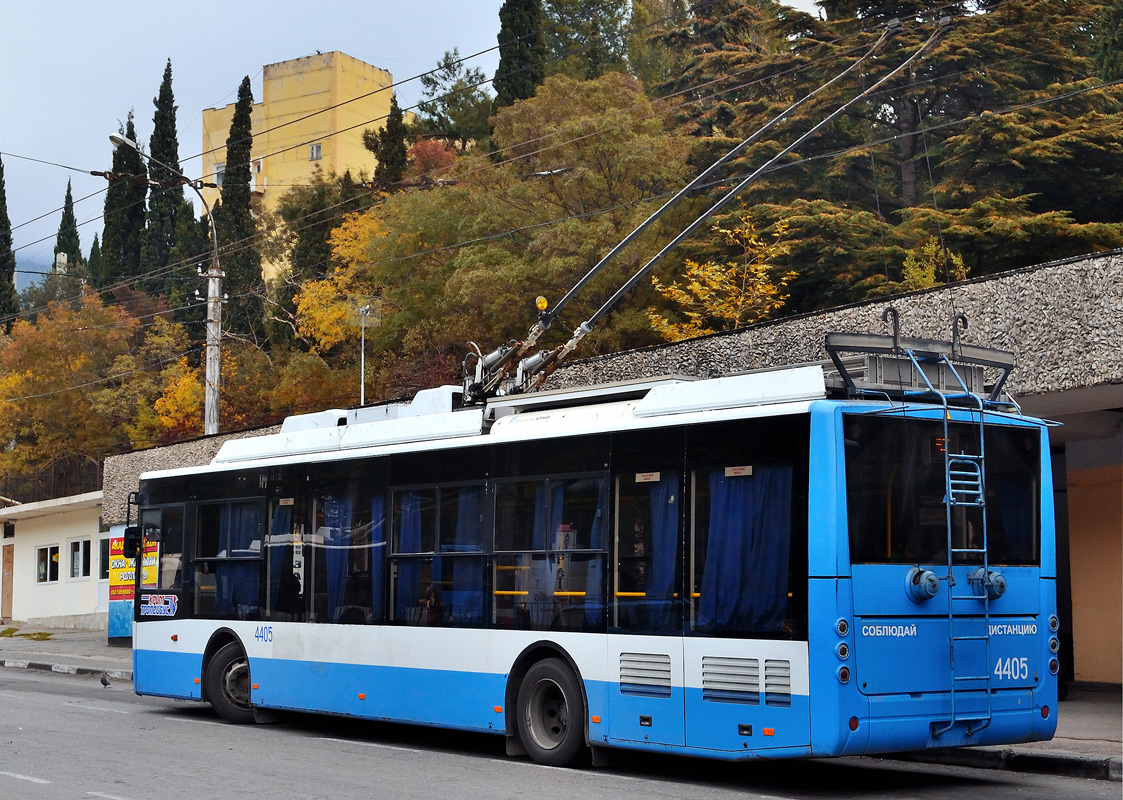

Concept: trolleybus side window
[[138, 505, 185, 591], [391, 483, 488, 627], [194, 500, 264, 619], [686, 417, 809, 638], [610, 426, 686, 634], [493, 474, 607, 632]]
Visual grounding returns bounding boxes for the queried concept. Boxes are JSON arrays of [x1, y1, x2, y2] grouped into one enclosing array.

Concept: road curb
[[887, 747, 1122, 782], [2, 658, 132, 682]]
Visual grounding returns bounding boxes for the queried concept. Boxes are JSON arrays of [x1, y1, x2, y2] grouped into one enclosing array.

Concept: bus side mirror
[[123, 526, 141, 559]]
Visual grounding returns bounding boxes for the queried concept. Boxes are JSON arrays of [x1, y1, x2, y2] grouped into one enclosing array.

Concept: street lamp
[[109, 134, 223, 435], [359, 304, 372, 406]]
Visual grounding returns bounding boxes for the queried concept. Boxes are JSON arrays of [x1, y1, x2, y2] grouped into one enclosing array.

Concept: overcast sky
[[1, 0, 821, 288]]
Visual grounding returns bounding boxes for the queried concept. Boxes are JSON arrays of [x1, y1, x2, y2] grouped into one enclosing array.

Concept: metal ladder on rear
[[900, 348, 994, 736]]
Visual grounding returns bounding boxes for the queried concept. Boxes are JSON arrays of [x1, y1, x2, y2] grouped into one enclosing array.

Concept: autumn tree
[[214, 76, 265, 343], [100, 112, 147, 288], [414, 49, 493, 151], [0, 290, 140, 473], [407, 138, 458, 180], [307, 73, 694, 398], [648, 219, 794, 340], [0, 152, 18, 330], [494, 0, 548, 109], [265, 168, 372, 346]]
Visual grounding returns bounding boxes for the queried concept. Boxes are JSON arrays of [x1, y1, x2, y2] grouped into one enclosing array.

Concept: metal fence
[[0, 455, 103, 505]]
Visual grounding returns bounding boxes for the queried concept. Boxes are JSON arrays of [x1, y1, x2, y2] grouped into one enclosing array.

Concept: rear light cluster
[[835, 618, 852, 684]]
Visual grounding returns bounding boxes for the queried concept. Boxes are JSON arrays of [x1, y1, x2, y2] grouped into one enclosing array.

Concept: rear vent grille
[[701, 656, 760, 705], [620, 652, 672, 698], [764, 659, 792, 707]]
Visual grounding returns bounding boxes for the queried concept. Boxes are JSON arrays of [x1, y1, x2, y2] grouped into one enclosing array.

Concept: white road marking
[[0, 770, 51, 784], [316, 736, 422, 754], [88, 792, 135, 800]]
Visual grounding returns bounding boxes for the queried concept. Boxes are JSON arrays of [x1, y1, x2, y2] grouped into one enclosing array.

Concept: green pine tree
[[1096, 0, 1123, 80], [707, 0, 1123, 311], [215, 75, 265, 343], [141, 58, 189, 298], [543, 0, 630, 79], [494, 0, 548, 109], [54, 179, 83, 269], [415, 49, 493, 152], [0, 152, 19, 329], [101, 112, 147, 288], [366, 93, 408, 187]]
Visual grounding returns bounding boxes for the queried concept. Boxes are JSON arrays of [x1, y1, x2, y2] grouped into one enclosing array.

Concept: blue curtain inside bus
[[215, 502, 262, 617], [370, 494, 386, 620], [647, 474, 679, 630], [324, 496, 354, 621], [448, 486, 486, 626], [396, 491, 423, 619], [267, 504, 293, 613], [698, 466, 792, 633]]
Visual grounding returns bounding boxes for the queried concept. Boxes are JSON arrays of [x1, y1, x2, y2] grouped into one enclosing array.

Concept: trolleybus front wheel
[[516, 659, 587, 767], [205, 642, 255, 724]]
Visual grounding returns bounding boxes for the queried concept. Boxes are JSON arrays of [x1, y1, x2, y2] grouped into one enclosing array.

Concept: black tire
[[516, 658, 587, 767], [204, 642, 256, 724]]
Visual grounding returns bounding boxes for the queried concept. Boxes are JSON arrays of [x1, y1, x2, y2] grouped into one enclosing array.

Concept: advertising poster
[[107, 527, 158, 641]]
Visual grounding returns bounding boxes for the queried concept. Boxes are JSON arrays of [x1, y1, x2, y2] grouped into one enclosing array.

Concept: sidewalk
[[1, 625, 1118, 780]]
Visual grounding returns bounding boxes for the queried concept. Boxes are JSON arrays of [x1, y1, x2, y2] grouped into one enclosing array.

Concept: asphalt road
[[0, 669, 1114, 800]]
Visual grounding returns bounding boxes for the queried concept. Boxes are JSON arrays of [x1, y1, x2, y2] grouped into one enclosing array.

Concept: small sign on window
[[725, 465, 754, 477], [636, 472, 661, 484]]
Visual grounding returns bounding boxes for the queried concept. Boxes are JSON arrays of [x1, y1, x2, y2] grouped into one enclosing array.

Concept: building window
[[36, 545, 60, 584], [69, 538, 92, 579], [3, 522, 13, 538], [309, 143, 322, 161], [214, 162, 225, 187], [99, 537, 111, 581]]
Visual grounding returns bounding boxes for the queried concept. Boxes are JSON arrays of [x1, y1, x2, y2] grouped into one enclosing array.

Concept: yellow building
[[200, 50, 393, 219]]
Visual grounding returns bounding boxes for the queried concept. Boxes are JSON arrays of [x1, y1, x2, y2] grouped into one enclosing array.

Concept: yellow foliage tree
[[899, 237, 970, 291], [648, 221, 795, 342], [151, 358, 204, 442]]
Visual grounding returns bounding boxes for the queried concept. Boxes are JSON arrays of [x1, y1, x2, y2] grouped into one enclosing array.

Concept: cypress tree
[[87, 234, 102, 285], [494, 0, 548, 109], [54, 179, 83, 269], [215, 76, 264, 342], [0, 152, 18, 329], [101, 112, 147, 288], [372, 93, 408, 187], [141, 59, 188, 297]]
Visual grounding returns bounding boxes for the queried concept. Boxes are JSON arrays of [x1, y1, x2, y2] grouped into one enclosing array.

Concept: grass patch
[[0, 627, 54, 641]]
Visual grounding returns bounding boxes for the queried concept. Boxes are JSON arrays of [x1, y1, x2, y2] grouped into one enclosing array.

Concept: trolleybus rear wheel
[[205, 642, 255, 724], [516, 658, 587, 767]]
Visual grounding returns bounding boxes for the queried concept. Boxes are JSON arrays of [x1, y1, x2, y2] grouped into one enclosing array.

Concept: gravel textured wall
[[102, 425, 280, 526], [100, 251, 1121, 524], [550, 251, 1123, 398]]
